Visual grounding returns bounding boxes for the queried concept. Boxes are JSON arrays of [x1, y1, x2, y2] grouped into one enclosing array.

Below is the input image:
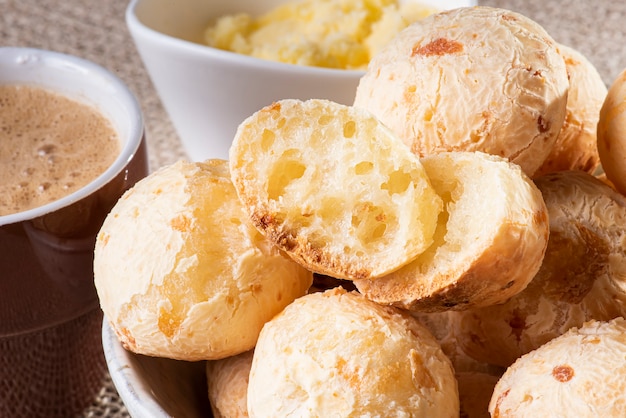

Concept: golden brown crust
[[354, 151, 549, 312]]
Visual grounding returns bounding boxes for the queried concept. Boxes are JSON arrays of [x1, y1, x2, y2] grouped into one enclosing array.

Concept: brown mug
[[0, 47, 149, 417]]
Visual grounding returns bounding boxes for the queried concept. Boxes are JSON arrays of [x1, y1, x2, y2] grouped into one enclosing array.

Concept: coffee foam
[[0, 85, 120, 216]]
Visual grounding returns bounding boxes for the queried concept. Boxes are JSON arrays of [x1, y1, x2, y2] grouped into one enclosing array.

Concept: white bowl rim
[[102, 320, 170, 417], [126, 0, 366, 79]]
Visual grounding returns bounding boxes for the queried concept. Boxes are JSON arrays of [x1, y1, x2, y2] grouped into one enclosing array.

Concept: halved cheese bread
[[354, 151, 549, 312], [229, 98, 443, 280]]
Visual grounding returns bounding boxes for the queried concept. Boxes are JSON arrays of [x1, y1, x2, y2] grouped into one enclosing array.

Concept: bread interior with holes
[[354, 151, 550, 312], [229, 98, 443, 281]]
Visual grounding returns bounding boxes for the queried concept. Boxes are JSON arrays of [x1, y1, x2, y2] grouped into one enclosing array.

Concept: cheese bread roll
[[449, 170, 626, 368], [207, 350, 253, 418], [490, 318, 626, 417], [598, 67, 626, 195], [94, 160, 312, 361], [229, 99, 443, 280], [354, 151, 549, 312], [247, 288, 459, 417], [354, 6, 569, 177], [535, 43, 607, 177]]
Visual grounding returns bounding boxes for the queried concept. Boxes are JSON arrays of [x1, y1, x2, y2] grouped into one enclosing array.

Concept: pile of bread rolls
[[94, 6, 626, 418]]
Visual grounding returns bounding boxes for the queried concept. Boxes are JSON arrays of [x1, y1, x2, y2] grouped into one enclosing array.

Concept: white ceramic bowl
[[126, 0, 476, 161], [103, 321, 211, 418], [115, 1, 476, 416]]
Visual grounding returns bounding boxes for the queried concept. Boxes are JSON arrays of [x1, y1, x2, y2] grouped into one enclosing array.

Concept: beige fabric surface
[[1, 0, 625, 416]]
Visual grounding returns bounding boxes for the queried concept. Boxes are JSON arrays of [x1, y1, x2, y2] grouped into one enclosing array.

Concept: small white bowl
[[126, 0, 476, 161], [103, 321, 211, 418]]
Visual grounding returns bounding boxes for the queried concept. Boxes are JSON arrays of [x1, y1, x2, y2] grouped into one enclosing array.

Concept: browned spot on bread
[[538, 115, 551, 133], [586, 336, 601, 344], [170, 214, 191, 232], [535, 209, 549, 229], [253, 212, 280, 231], [403, 84, 417, 102], [265, 102, 282, 114], [501, 280, 515, 290], [410, 349, 436, 389], [98, 231, 110, 246], [303, 247, 372, 281], [252, 212, 298, 252], [250, 282, 263, 294], [116, 326, 137, 350], [552, 365, 575, 382], [274, 230, 298, 252], [492, 388, 511, 417], [336, 357, 362, 391], [158, 306, 179, 338], [523, 66, 544, 78], [501, 13, 518, 22], [563, 56, 580, 68], [412, 38, 463, 57]]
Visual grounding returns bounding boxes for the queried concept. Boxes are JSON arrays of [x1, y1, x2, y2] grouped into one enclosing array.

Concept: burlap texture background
[[2, 0, 625, 416]]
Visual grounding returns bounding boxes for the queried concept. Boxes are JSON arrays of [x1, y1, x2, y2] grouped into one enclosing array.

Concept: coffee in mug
[[0, 84, 121, 216], [0, 47, 148, 418]]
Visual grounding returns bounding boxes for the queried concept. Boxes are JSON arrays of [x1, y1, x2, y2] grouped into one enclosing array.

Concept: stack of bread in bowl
[[95, 6, 626, 417]]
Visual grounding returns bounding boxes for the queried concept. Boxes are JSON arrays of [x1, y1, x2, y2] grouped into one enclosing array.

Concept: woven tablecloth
[[1, 0, 625, 416]]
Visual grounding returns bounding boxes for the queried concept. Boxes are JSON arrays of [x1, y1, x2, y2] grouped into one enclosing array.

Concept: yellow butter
[[204, 0, 438, 70]]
